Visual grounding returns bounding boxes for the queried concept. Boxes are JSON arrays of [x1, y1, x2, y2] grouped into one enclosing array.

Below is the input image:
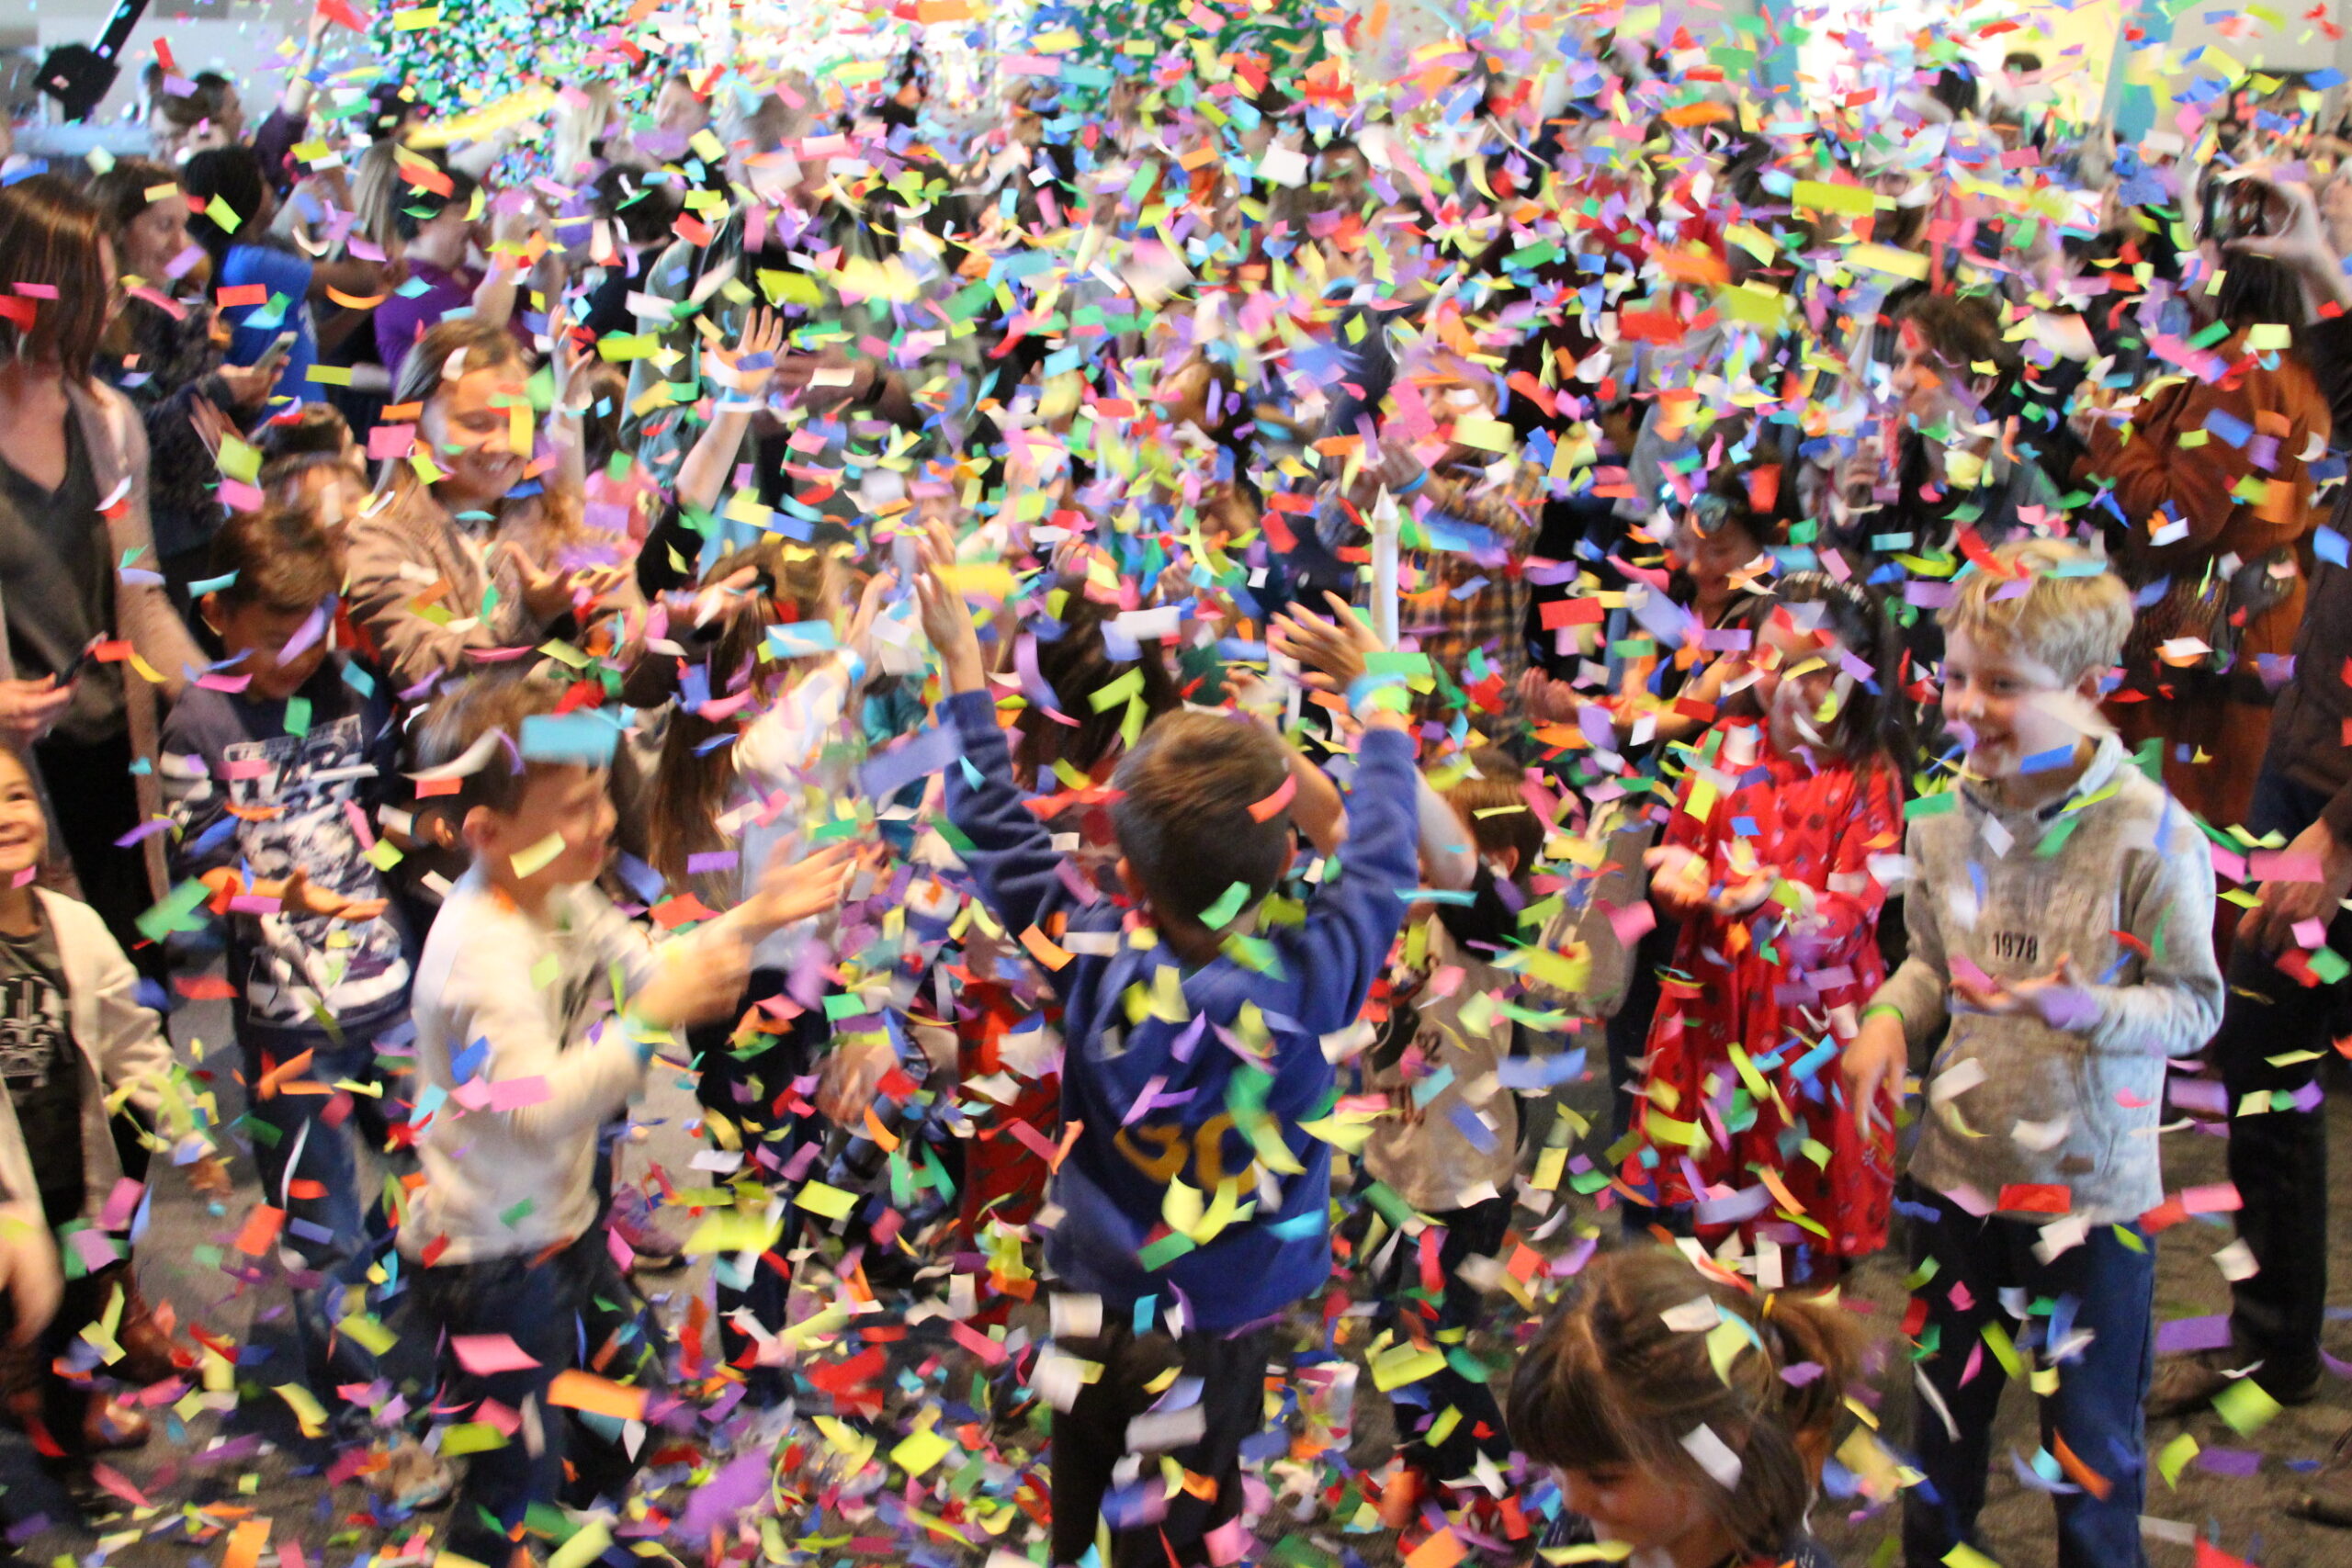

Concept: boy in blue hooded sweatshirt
[[913, 530, 1420, 1568]]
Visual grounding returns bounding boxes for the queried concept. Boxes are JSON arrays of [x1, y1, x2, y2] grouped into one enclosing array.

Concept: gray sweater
[[1872, 733, 2223, 1224]]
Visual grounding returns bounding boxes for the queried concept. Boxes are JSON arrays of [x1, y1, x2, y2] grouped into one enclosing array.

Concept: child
[[633, 539, 888, 1400], [159, 507, 417, 1434], [1623, 574, 1908, 1283], [0, 741, 201, 1488], [1505, 1246, 1858, 1568], [254, 403, 369, 531], [1357, 747, 1549, 1511], [1841, 538, 2222, 1568], [912, 526, 1422, 1568], [401, 671, 860, 1562]]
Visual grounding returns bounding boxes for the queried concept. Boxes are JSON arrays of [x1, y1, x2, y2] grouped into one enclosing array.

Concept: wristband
[[838, 649, 868, 685], [1394, 468, 1430, 497], [1861, 1003, 1905, 1028]]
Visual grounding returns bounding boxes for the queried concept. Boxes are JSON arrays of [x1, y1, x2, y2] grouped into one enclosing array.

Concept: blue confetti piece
[[518, 711, 619, 765]]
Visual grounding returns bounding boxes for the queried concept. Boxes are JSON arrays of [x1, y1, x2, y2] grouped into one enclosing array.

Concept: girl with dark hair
[[630, 536, 895, 1399], [0, 175, 207, 976], [1619, 573, 1908, 1282], [1506, 1246, 1860, 1566], [180, 146, 389, 410], [2079, 187, 2333, 838], [88, 159, 288, 604]]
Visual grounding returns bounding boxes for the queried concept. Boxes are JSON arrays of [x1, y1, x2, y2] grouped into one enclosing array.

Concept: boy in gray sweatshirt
[[1843, 540, 2223, 1568]]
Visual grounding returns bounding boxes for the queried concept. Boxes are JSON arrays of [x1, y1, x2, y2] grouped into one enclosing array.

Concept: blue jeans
[[414, 1229, 667, 1562], [2207, 767, 2346, 1389], [238, 1022, 413, 1412], [1901, 1185, 2154, 1568]]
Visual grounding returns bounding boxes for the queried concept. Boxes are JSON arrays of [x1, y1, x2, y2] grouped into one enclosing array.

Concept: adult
[[2140, 183, 2352, 1471], [2084, 220, 2329, 834], [89, 160, 287, 602], [370, 155, 529, 381], [0, 177, 206, 970]]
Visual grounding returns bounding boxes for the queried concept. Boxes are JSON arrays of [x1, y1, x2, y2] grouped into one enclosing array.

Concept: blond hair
[[1940, 538, 2132, 684]]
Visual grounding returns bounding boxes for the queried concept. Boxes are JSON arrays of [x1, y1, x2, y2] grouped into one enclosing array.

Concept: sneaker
[[2147, 1348, 2322, 1419], [366, 1437, 456, 1514], [609, 1188, 690, 1273]]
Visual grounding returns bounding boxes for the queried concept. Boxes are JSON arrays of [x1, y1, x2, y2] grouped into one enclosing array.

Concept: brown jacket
[[343, 481, 557, 694]]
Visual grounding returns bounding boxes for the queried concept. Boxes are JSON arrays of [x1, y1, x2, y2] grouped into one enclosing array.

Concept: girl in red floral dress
[[1623, 574, 1909, 1281]]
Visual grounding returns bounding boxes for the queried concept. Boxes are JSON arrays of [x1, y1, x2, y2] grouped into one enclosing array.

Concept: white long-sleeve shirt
[[728, 656, 856, 975], [402, 864, 658, 1264]]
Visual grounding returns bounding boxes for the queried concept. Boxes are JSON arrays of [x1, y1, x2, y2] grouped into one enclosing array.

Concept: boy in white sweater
[[401, 674, 857, 1562]]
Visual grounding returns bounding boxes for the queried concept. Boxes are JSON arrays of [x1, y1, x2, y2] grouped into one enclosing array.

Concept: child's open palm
[[1951, 954, 2097, 1031], [714, 307, 787, 400], [747, 839, 865, 931], [1268, 591, 1383, 690]]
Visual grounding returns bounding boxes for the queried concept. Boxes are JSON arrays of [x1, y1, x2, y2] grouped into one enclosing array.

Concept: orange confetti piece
[[546, 1369, 649, 1422]]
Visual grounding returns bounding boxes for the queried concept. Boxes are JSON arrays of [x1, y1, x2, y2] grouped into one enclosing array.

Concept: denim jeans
[[413, 1229, 668, 1562], [2205, 767, 2346, 1390], [1901, 1184, 2154, 1568], [239, 1022, 413, 1410]]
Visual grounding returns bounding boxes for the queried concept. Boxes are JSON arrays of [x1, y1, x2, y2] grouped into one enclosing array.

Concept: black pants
[[2208, 767, 2348, 1390], [1049, 1320, 1274, 1568], [0, 1261, 137, 1461], [33, 731, 162, 984], [1374, 1192, 1511, 1483], [691, 972, 822, 1406]]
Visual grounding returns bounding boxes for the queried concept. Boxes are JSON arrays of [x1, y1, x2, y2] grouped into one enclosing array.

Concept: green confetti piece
[[2211, 1375, 2282, 1434]]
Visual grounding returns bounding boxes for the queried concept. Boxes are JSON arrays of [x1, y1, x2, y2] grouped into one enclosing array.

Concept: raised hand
[[713, 307, 788, 400], [498, 541, 580, 626], [912, 517, 986, 694], [1267, 591, 1384, 692]]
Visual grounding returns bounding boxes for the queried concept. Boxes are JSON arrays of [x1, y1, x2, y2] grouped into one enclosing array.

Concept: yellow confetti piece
[[1370, 1341, 1449, 1392], [548, 1519, 611, 1568], [273, 1382, 328, 1438], [2156, 1431, 2198, 1488], [1846, 243, 1931, 281], [891, 1424, 955, 1477], [794, 1179, 858, 1221], [510, 831, 567, 879]]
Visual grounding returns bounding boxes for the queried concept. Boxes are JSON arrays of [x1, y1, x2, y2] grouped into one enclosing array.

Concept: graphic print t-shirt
[[160, 665, 413, 1039], [0, 913, 85, 1227]]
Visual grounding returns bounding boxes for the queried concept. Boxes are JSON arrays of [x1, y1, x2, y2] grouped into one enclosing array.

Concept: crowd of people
[[0, 9, 2347, 1568]]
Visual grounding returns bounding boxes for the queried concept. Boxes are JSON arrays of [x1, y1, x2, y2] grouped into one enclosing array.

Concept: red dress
[[1623, 721, 1903, 1260]]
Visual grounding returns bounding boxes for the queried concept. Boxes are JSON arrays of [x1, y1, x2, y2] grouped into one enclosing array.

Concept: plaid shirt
[[1399, 458, 1541, 739]]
